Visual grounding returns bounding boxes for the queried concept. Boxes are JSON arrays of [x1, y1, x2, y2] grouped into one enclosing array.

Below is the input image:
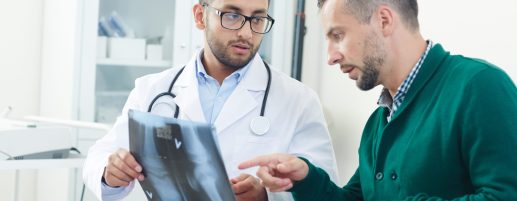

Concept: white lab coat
[[83, 53, 339, 201]]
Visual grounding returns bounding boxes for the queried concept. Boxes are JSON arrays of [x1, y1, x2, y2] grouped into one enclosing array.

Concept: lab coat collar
[[176, 52, 268, 90], [238, 53, 269, 92], [174, 54, 198, 87], [174, 50, 270, 133], [172, 53, 206, 123], [214, 53, 269, 133]]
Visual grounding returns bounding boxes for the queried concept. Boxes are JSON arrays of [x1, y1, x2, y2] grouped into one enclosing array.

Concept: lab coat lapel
[[172, 56, 207, 123], [213, 55, 268, 133]]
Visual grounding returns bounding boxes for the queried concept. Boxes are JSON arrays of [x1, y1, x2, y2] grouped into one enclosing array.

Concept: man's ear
[[193, 4, 206, 30], [376, 5, 395, 37]]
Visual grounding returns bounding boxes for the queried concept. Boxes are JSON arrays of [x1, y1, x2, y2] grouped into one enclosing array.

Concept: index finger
[[238, 154, 278, 170]]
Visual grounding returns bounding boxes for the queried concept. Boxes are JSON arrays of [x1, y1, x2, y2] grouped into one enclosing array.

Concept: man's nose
[[237, 21, 253, 40], [327, 44, 343, 66]]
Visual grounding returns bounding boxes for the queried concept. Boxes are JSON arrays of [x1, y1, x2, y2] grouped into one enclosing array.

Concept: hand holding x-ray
[[128, 110, 236, 201], [103, 148, 145, 187]]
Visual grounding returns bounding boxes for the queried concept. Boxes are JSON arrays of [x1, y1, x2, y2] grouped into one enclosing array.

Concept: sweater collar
[[388, 43, 450, 121]]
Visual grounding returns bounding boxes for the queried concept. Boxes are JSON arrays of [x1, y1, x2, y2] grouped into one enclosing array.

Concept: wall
[[0, 1, 43, 119], [0, 1, 81, 200], [0, 2, 44, 201], [39, 0, 82, 119], [302, 0, 517, 185]]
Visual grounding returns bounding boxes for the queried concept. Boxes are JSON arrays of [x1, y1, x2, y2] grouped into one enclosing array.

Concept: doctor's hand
[[238, 153, 309, 192], [231, 173, 268, 201], [103, 148, 145, 187]]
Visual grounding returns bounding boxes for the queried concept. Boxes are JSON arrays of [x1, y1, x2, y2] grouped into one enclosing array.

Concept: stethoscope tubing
[[147, 67, 185, 118], [148, 62, 271, 119]]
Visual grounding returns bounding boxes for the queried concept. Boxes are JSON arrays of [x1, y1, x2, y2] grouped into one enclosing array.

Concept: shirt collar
[[195, 49, 253, 84], [377, 40, 434, 109]]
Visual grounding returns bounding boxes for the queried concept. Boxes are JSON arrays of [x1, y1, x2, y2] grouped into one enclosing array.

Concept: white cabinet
[[79, 0, 198, 124]]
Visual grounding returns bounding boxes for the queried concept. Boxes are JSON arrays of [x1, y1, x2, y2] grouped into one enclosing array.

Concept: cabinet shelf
[[97, 58, 172, 68]]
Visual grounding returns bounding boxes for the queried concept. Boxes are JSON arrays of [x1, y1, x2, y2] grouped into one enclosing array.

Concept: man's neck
[[201, 49, 237, 85], [384, 33, 427, 97]]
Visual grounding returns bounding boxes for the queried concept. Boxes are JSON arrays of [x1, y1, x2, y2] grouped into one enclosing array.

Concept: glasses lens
[[250, 17, 272, 33], [221, 13, 245, 29], [220, 11, 274, 34]]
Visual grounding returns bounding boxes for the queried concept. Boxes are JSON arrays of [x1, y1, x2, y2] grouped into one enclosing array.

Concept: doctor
[[83, 0, 338, 200]]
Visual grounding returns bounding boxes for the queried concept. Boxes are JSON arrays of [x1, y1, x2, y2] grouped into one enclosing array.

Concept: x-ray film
[[128, 110, 236, 201]]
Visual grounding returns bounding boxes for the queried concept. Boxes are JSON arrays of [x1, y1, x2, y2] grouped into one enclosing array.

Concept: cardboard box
[[146, 44, 163, 60]]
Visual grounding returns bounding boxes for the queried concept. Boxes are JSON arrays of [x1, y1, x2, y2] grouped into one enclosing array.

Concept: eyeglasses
[[203, 3, 275, 34]]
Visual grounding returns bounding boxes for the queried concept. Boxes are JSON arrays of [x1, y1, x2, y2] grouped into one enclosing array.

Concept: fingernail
[[135, 166, 142, 172], [138, 175, 144, 181]]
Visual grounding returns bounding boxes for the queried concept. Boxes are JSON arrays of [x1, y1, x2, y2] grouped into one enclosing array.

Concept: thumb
[[231, 173, 250, 183]]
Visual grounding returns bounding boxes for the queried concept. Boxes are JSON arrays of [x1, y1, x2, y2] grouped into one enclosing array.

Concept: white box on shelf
[[146, 44, 163, 61], [97, 36, 107, 58], [108, 37, 146, 60]]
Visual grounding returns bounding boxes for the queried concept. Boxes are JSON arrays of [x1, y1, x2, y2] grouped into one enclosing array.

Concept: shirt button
[[375, 172, 384, 181], [391, 172, 398, 180]]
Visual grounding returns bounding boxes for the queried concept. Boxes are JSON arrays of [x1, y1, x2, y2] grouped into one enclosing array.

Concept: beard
[[205, 23, 260, 70], [356, 32, 386, 91]]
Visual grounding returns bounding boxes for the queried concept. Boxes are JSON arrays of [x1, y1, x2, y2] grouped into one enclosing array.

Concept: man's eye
[[225, 13, 241, 20], [333, 33, 343, 41], [251, 18, 265, 24]]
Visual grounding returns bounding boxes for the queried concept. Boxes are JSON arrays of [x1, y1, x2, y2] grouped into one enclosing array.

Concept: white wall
[[0, 2, 44, 201], [419, 0, 517, 80], [303, 0, 517, 185], [0, 1, 43, 118], [39, 0, 82, 119], [0, 1, 82, 201]]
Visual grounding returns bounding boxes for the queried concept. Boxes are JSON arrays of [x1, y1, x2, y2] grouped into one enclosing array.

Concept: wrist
[[288, 157, 313, 192], [102, 168, 120, 188]]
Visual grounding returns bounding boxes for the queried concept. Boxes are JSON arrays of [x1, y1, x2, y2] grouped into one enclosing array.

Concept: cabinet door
[[79, 0, 188, 124]]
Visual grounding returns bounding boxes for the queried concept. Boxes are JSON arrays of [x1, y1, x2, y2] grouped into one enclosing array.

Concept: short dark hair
[[317, 0, 419, 30], [199, 0, 271, 7]]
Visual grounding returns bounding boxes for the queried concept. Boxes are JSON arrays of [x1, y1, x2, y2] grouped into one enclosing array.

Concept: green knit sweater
[[290, 44, 517, 201]]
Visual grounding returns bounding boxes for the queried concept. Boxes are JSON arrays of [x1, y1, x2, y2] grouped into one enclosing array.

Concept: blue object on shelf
[[109, 11, 129, 38], [99, 17, 118, 37]]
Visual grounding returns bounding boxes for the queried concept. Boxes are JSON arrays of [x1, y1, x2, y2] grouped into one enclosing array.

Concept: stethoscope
[[147, 61, 272, 136]]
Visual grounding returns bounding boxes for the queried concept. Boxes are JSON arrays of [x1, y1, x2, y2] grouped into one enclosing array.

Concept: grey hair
[[317, 0, 419, 30]]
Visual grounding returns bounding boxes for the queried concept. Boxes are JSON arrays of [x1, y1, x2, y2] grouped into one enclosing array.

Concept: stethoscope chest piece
[[250, 116, 270, 136]]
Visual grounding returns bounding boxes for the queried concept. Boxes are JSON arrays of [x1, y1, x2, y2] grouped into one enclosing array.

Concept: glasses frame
[[202, 3, 275, 34]]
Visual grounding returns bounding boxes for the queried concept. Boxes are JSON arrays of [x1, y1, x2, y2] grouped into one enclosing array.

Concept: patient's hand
[[238, 153, 309, 192]]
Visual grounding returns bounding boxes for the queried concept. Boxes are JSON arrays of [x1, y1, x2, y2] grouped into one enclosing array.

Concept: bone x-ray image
[[128, 110, 236, 201]]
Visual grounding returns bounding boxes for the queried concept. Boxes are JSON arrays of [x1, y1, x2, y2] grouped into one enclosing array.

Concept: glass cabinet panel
[[80, 0, 294, 124], [93, 0, 177, 123]]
